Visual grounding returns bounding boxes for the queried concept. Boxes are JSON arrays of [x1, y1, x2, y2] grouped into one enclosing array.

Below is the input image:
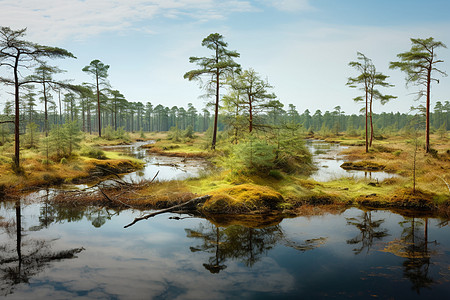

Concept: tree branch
[[124, 195, 211, 228]]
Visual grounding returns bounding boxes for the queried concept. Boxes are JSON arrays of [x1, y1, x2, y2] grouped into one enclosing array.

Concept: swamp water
[[101, 141, 210, 182], [1, 141, 449, 299], [306, 140, 400, 182], [1, 202, 450, 299]]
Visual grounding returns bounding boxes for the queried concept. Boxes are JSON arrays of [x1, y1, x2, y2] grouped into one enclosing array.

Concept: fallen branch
[[98, 186, 134, 208], [437, 175, 450, 193], [124, 195, 211, 228]]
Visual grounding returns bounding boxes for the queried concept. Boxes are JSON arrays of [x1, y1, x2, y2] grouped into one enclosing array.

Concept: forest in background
[[1, 95, 449, 142]]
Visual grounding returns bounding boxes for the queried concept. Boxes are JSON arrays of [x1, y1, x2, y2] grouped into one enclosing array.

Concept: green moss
[[203, 184, 284, 213], [340, 161, 385, 171]]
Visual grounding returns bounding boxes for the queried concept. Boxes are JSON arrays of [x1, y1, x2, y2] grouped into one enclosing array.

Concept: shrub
[[227, 135, 276, 173], [102, 125, 115, 140], [268, 169, 283, 180], [168, 126, 181, 142], [393, 150, 402, 157], [79, 145, 106, 159], [184, 125, 195, 139]]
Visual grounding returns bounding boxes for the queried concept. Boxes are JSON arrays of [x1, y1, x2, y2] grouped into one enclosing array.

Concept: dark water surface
[[1, 199, 450, 299]]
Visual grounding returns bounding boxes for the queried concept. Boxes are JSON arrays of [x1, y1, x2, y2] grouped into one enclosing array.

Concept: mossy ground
[[0, 133, 144, 191], [2, 131, 450, 217]]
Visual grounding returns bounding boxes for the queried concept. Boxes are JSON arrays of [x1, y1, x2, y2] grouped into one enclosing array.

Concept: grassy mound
[[340, 161, 386, 171], [202, 184, 284, 213], [355, 188, 436, 210]]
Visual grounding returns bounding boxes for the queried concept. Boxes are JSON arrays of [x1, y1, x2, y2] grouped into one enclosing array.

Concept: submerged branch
[[124, 195, 211, 228]]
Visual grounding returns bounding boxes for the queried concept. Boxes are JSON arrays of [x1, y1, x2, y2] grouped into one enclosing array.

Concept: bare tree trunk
[[43, 81, 48, 137], [369, 94, 374, 147], [14, 60, 20, 170], [365, 88, 368, 153], [249, 95, 253, 133], [96, 73, 102, 137], [212, 71, 219, 150], [425, 66, 431, 153]]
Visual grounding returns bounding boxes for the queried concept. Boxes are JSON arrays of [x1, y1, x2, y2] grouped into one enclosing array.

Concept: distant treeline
[[1, 99, 449, 136]]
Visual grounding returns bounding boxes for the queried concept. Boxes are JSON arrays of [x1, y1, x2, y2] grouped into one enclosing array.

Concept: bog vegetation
[[0, 27, 449, 214]]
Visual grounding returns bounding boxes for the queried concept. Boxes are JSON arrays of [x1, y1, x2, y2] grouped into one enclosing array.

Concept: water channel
[[0, 141, 449, 299], [306, 140, 400, 182]]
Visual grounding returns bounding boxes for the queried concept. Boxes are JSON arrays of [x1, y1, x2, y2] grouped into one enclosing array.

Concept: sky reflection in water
[[1, 201, 450, 299], [306, 140, 401, 182]]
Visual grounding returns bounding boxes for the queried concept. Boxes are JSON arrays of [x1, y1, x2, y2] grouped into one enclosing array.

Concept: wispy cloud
[[0, 0, 255, 42], [258, 0, 313, 12]]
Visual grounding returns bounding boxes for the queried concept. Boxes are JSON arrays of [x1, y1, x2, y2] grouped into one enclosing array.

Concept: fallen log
[[124, 195, 211, 228]]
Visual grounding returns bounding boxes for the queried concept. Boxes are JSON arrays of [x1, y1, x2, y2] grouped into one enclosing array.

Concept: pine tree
[[184, 33, 240, 150]]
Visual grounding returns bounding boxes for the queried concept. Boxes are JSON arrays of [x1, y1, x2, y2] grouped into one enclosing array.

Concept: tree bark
[[14, 55, 20, 170], [212, 70, 219, 150], [425, 65, 431, 153], [96, 72, 102, 137], [365, 87, 369, 153]]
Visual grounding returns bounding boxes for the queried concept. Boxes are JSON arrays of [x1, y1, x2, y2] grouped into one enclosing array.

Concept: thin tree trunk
[[58, 89, 62, 125], [212, 71, 219, 150], [365, 88, 368, 153], [14, 59, 20, 170], [369, 92, 374, 147], [425, 66, 431, 153], [96, 73, 102, 137], [249, 95, 253, 133]]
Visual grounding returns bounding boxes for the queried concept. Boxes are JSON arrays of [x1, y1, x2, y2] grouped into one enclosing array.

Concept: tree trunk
[[425, 66, 431, 153], [96, 73, 102, 137], [365, 88, 368, 153], [58, 89, 62, 125], [212, 71, 219, 150], [369, 93, 374, 147], [249, 95, 253, 133], [14, 58, 20, 170], [43, 75, 49, 137]]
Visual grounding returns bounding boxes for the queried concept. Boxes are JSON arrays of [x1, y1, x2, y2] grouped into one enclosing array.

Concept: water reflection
[[1, 198, 450, 298], [103, 141, 210, 182], [186, 221, 329, 274], [346, 209, 389, 254], [0, 199, 84, 296], [186, 224, 284, 273], [306, 140, 400, 182], [381, 215, 437, 294]]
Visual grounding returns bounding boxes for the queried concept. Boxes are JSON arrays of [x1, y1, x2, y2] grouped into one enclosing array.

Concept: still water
[[307, 140, 401, 182], [102, 141, 210, 182], [1, 201, 449, 299]]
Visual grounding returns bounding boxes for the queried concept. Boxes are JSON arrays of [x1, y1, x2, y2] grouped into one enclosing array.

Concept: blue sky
[[1, 0, 449, 115]]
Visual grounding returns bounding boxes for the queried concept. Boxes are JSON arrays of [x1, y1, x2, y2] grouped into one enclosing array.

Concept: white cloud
[[0, 0, 256, 43], [259, 0, 313, 12]]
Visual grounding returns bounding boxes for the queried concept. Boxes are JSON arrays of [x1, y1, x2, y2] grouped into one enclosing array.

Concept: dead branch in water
[[438, 175, 450, 193], [124, 195, 211, 228], [50, 171, 161, 207]]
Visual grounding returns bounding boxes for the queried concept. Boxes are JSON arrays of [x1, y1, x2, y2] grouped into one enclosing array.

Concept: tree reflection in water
[[28, 189, 119, 231], [346, 209, 389, 254], [381, 215, 437, 294], [186, 220, 327, 274], [0, 198, 84, 296]]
